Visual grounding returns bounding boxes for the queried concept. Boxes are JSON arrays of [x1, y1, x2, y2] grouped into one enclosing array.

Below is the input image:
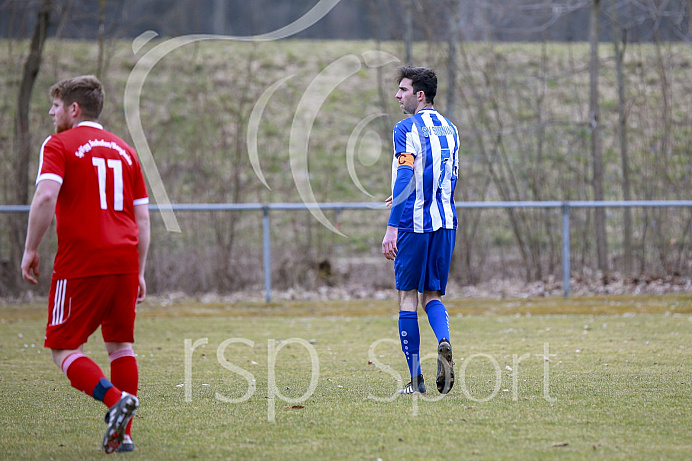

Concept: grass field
[[1, 295, 691, 460]]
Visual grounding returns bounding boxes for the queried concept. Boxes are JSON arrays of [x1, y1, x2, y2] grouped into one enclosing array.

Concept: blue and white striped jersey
[[391, 108, 459, 233]]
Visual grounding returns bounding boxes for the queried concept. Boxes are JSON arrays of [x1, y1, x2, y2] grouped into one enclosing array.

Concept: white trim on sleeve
[[36, 173, 64, 185], [133, 197, 149, 206]]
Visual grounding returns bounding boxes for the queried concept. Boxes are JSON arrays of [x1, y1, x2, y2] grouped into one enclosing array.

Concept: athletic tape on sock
[[92, 377, 114, 401]]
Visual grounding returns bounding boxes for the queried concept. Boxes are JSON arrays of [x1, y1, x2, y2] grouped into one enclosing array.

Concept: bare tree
[[10, 0, 52, 293], [609, 3, 633, 275], [96, 0, 105, 78], [212, 0, 227, 35], [50, 0, 75, 79], [404, 0, 413, 63], [589, 0, 608, 273], [15, 0, 51, 206], [446, 0, 459, 120]]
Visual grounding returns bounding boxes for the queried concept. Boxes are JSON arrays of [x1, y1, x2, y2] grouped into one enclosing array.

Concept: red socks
[[109, 349, 139, 436], [61, 349, 138, 437], [61, 353, 122, 408]]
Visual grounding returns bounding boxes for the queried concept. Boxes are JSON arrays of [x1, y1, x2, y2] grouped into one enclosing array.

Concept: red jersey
[[36, 121, 149, 280]]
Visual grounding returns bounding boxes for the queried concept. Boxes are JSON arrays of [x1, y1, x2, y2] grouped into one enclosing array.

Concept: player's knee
[[105, 342, 134, 355], [51, 349, 78, 369], [422, 290, 442, 306], [398, 289, 419, 311]]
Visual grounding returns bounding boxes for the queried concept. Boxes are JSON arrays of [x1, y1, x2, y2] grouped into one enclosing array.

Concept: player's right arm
[[382, 153, 414, 260], [22, 179, 61, 284], [134, 203, 150, 303]]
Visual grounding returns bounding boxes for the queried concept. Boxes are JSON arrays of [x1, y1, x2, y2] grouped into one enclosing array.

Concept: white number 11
[[92, 157, 123, 211]]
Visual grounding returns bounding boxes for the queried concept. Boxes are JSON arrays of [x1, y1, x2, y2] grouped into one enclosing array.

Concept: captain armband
[[397, 153, 414, 169]]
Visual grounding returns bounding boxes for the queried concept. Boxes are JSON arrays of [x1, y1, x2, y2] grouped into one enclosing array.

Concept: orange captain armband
[[397, 153, 414, 169]]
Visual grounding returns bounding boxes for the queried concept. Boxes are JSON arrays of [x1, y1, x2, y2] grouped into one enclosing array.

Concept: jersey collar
[[77, 121, 104, 130]]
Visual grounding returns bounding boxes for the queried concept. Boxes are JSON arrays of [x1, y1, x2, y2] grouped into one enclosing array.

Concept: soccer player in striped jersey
[[382, 66, 458, 395], [21, 75, 149, 453]]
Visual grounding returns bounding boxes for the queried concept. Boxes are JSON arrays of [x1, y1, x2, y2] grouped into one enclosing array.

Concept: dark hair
[[49, 75, 104, 120], [396, 66, 437, 104]]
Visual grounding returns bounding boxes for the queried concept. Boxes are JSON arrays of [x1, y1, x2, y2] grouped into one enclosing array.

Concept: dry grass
[[2, 39, 692, 297], [3, 293, 690, 321]]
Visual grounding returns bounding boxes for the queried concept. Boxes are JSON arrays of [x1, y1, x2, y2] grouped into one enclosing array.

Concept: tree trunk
[[446, 0, 459, 120], [404, 0, 413, 63], [10, 0, 52, 294], [14, 7, 52, 210], [612, 7, 632, 276], [212, 0, 226, 35], [688, 0, 692, 40], [589, 0, 608, 273], [97, 0, 106, 78]]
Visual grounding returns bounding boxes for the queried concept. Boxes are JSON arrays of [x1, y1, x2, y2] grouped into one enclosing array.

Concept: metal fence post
[[562, 202, 571, 298], [263, 206, 271, 303]]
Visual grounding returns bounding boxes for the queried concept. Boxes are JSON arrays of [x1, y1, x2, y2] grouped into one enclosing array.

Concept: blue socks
[[425, 300, 450, 343], [398, 311, 421, 378], [399, 301, 451, 378]]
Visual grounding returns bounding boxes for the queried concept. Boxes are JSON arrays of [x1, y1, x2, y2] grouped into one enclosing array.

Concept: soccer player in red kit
[[21, 75, 150, 454]]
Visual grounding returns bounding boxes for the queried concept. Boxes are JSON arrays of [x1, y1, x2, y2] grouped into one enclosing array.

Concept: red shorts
[[44, 274, 138, 350]]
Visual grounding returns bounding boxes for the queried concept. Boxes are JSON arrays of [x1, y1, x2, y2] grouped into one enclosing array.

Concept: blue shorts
[[394, 228, 456, 294]]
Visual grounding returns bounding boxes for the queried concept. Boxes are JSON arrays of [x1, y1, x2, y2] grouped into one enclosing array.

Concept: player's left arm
[[134, 203, 150, 303], [22, 180, 61, 284]]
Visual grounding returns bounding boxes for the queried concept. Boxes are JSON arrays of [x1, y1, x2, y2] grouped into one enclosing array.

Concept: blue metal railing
[[3, 200, 691, 302]]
